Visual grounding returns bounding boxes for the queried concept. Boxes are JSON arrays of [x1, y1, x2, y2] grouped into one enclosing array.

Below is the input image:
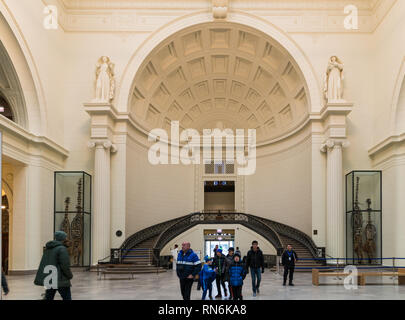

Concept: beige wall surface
[[245, 137, 312, 235], [204, 192, 235, 211], [125, 139, 195, 236]]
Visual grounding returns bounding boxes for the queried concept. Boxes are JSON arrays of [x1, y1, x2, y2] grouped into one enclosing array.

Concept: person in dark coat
[[224, 247, 235, 299], [34, 231, 73, 300], [213, 245, 219, 256], [227, 253, 247, 300], [281, 244, 298, 286], [1, 270, 9, 296], [212, 248, 228, 298], [176, 242, 201, 300], [246, 240, 264, 296]]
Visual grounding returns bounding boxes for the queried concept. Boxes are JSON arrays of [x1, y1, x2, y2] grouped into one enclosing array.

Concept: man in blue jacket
[[176, 242, 201, 300]]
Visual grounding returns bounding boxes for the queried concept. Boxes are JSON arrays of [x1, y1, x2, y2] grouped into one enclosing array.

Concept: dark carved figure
[[363, 198, 377, 264], [60, 197, 72, 257], [71, 179, 84, 266], [352, 177, 364, 264]]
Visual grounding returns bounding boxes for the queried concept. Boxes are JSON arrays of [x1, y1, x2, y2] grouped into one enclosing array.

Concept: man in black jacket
[[224, 247, 235, 299], [281, 244, 298, 286], [246, 241, 264, 297], [213, 248, 228, 298]]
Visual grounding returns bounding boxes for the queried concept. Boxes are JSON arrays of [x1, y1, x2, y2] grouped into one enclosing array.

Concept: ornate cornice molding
[[52, 0, 396, 33], [0, 116, 69, 166]]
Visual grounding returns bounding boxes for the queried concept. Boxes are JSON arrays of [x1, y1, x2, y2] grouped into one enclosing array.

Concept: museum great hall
[[1, 0, 405, 300]]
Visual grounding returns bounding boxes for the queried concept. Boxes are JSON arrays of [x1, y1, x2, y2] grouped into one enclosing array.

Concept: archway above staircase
[[119, 212, 324, 270]]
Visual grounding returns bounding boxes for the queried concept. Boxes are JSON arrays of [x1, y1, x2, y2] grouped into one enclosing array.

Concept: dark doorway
[[204, 181, 235, 212]]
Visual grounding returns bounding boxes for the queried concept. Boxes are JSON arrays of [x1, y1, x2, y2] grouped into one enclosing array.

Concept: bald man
[[176, 242, 202, 300]]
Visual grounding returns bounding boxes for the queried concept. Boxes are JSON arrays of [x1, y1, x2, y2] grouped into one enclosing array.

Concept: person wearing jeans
[[246, 240, 265, 297]]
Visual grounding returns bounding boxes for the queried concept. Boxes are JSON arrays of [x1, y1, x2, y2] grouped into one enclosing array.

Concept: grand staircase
[[99, 212, 324, 275], [277, 235, 322, 270], [120, 236, 166, 273]]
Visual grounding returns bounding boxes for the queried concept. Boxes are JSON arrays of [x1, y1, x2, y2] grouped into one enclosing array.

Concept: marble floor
[[2, 269, 405, 300]]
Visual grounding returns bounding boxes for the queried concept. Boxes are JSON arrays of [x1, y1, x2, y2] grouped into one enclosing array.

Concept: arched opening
[[129, 21, 311, 145], [0, 95, 15, 122], [121, 20, 315, 243], [0, 39, 27, 128]]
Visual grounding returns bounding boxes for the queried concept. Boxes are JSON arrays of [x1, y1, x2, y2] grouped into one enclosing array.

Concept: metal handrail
[[122, 211, 322, 268], [152, 212, 283, 255], [258, 216, 319, 258]]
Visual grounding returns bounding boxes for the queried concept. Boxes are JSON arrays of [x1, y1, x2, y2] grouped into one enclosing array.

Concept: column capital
[[320, 139, 350, 152], [88, 140, 117, 153]]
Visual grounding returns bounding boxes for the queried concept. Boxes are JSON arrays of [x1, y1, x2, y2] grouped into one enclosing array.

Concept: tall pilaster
[[88, 140, 117, 264], [321, 139, 349, 263]]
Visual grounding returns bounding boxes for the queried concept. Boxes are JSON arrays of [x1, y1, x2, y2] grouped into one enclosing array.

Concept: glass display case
[[54, 172, 91, 267], [346, 171, 382, 265]]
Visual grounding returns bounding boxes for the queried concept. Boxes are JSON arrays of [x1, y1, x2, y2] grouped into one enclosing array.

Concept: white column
[[89, 140, 116, 265], [321, 139, 349, 264]]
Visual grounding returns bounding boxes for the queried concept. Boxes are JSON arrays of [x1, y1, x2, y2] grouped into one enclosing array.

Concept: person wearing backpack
[[34, 231, 73, 300]]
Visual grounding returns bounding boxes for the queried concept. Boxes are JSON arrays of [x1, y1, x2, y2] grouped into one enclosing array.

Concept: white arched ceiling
[[129, 22, 310, 144]]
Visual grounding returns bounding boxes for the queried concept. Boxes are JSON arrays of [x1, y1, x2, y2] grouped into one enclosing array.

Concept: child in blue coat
[[227, 253, 247, 300], [199, 256, 217, 300]]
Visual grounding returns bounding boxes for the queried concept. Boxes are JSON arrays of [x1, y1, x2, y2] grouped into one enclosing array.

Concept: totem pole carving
[[352, 177, 364, 264], [71, 179, 84, 266], [60, 197, 72, 257], [363, 198, 377, 264]]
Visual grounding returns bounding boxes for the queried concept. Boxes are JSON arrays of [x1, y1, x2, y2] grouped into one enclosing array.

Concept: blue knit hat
[[55, 231, 67, 242], [204, 255, 212, 262], [217, 248, 223, 254]]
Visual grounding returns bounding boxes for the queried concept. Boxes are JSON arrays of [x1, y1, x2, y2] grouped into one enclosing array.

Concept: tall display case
[[54, 172, 91, 267], [346, 171, 382, 265]]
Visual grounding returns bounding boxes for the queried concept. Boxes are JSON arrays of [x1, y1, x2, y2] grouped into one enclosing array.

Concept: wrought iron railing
[[153, 212, 283, 254], [121, 211, 321, 264], [119, 216, 185, 256], [256, 216, 319, 258]]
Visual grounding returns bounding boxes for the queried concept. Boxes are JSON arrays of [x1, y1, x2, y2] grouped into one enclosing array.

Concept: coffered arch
[[118, 12, 322, 145], [129, 22, 312, 144]]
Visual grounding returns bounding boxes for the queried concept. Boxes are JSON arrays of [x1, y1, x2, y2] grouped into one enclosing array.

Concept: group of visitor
[[175, 240, 298, 300], [3, 231, 298, 301]]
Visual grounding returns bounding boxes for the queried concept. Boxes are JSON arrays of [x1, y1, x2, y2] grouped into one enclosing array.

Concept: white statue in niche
[[324, 56, 344, 103], [93, 56, 115, 103]]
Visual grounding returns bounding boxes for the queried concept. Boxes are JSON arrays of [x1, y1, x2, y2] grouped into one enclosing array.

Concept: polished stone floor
[[2, 269, 405, 300]]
